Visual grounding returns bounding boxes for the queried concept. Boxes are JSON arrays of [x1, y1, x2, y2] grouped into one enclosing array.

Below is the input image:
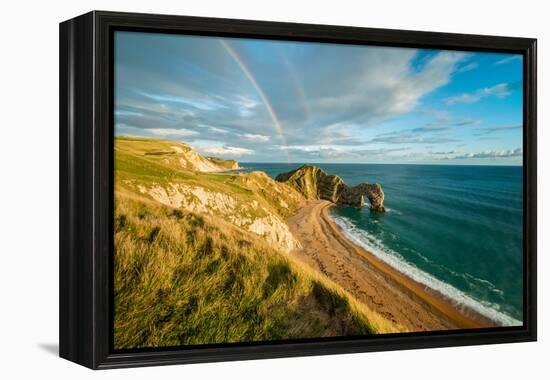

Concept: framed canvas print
[[59, 11, 537, 369]]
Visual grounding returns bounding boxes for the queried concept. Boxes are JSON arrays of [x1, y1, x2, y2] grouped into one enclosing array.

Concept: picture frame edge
[[59, 10, 537, 370]]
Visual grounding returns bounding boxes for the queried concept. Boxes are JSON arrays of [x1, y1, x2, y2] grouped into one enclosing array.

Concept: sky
[[114, 31, 523, 165]]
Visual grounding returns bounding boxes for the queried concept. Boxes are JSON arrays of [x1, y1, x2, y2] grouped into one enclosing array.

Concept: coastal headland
[[114, 137, 495, 348]]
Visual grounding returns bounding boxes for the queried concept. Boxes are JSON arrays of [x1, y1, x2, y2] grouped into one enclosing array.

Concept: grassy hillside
[[116, 137, 305, 251], [114, 137, 400, 349], [116, 136, 239, 173]]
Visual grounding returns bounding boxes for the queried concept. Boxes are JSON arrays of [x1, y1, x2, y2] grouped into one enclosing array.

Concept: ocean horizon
[[240, 162, 523, 167], [242, 162, 524, 326]]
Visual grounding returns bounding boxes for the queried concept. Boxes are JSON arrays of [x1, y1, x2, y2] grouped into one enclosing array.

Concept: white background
[[0, 0, 546, 378]]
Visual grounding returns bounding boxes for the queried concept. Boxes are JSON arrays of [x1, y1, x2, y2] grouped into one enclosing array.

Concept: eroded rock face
[[275, 165, 386, 212], [137, 180, 302, 252], [340, 183, 386, 212]]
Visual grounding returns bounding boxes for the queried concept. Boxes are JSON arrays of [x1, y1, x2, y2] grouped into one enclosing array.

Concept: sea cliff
[[275, 164, 386, 212]]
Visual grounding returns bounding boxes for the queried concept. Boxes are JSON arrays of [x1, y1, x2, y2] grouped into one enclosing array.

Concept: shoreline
[[287, 200, 495, 332]]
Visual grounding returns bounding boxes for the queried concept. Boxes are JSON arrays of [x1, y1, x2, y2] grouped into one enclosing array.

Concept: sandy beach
[[287, 200, 495, 332]]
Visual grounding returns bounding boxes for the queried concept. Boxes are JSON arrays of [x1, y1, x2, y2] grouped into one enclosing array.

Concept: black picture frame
[[59, 10, 537, 369]]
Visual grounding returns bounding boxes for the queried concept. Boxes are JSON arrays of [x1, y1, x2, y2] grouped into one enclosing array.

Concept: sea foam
[[329, 213, 522, 327]]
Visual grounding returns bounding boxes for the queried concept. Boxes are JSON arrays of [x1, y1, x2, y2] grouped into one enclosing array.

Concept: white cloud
[[202, 146, 254, 156], [430, 150, 459, 155], [453, 148, 522, 159], [370, 134, 457, 144], [495, 55, 522, 65], [242, 133, 270, 142], [279, 145, 351, 160], [276, 144, 410, 160], [208, 126, 230, 134], [196, 124, 232, 135], [115, 110, 144, 117], [137, 91, 227, 111], [393, 51, 469, 113], [234, 95, 259, 117], [457, 62, 479, 73], [291, 49, 468, 132], [445, 83, 512, 105], [474, 125, 522, 136], [146, 128, 199, 137], [279, 144, 344, 153]]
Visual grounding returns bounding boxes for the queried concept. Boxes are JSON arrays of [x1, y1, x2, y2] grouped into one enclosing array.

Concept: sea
[[241, 163, 523, 326]]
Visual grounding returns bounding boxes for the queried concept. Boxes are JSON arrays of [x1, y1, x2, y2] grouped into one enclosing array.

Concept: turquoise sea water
[[242, 163, 523, 326]]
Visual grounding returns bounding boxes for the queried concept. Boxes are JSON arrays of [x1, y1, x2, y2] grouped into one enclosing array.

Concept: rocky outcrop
[[275, 164, 386, 212], [142, 181, 301, 252], [338, 183, 386, 212], [275, 165, 343, 202], [168, 145, 241, 172], [206, 156, 241, 170]]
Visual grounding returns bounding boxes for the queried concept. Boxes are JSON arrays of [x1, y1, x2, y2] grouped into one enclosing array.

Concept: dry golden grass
[[114, 191, 402, 349]]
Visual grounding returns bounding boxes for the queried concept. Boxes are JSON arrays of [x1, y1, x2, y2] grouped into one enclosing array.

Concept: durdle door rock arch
[[339, 183, 386, 211], [275, 164, 386, 212]]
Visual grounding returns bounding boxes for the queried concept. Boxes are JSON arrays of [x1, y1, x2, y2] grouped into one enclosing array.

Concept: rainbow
[[281, 54, 312, 121], [219, 39, 290, 160]]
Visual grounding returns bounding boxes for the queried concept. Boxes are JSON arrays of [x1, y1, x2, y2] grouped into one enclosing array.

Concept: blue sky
[[114, 31, 523, 165]]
